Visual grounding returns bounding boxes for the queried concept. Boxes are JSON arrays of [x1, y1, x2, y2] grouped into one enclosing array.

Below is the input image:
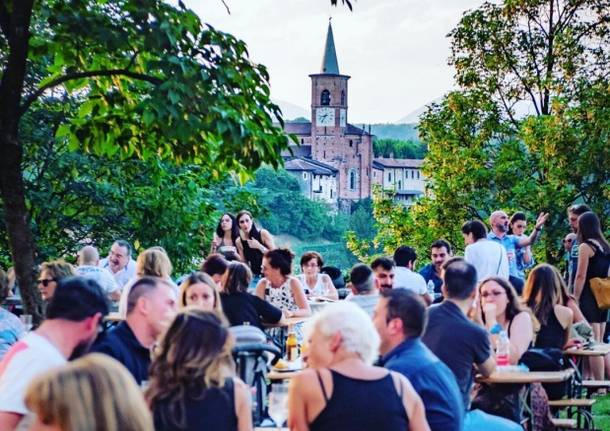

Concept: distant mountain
[[273, 99, 309, 121], [370, 123, 419, 142], [396, 97, 443, 124]]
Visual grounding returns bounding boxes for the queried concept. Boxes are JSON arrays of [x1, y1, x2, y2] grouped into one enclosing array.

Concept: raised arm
[[519, 212, 548, 247]]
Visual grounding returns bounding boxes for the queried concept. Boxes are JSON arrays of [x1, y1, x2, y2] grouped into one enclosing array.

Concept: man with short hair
[[563, 232, 577, 284], [488, 210, 548, 294], [393, 246, 431, 304], [422, 258, 520, 431], [345, 263, 379, 316], [92, 276, 177, 384], [200, 253, 228, 288], [0, 277, 109, 430], [76, 245, 120, 301], [99, 240, 136, 288], [375, 289, 463, 431], [419, 240, 451, 300], [462, 220, 509, 283], [370, 257, 395, 293], [567, 204, 591, 290]]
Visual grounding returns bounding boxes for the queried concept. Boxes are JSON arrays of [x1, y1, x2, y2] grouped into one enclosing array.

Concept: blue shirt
[[0, 308, 24, 360], [488, 232, 522, 278], [419, 264, 443, 294], [380, 337, 464, 431]]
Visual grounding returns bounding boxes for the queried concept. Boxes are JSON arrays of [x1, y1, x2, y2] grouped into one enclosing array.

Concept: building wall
[[381, 167, 425, 192]]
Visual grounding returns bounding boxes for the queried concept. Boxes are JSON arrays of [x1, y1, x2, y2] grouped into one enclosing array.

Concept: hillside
[[370, 123, 420, 142]]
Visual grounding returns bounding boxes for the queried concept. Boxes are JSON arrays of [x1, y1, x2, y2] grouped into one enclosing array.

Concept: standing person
[[422, 258, 521, 431], [210, 213, 240, 259], [256, 249, 310, 318], [567, 204, 592, 290], [146, 309, 253, 431], [488, 210, 548, 294], [0, 277, 109, 430], [25, 354, 153, 431], [93, 277, 177, 385], [562, 233, 577, 283], [574, 211, 610, 380], [371, 256, 395, 293], [345, 264, 379, 317], [509, 212, 535, 280], [235, 210, 275, 283], [37, 259, 76, 301], [178, 272, 222, 314], [461, 220, 509, 283], [220, 261, 283, 329], [297, 251, 338, 300], [288, 302, 430, 431], [100, 240, 137, 289], [0, 267, 24, 360], [393, 246, 431, 305], [76, 245, 120, 301], [419, 240, 452, 300], [375, 289, 464, 431]]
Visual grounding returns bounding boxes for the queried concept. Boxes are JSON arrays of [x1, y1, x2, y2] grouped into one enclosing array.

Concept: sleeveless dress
[[153, 378, 237, 431], [265, 278, 299, 313], [310, 370, 409, 431], [535, 310, 565, 349], [580, 240, 610, 323], [297, 274, 325, 296], [241, 230, 265, 276]]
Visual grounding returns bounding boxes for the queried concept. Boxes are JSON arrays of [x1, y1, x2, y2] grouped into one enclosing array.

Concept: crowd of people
[[0, 204, 608, 430]]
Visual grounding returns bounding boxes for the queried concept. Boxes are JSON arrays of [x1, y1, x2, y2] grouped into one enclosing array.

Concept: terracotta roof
[[284, 157, 338, 175], [373, 158, 424, 169]]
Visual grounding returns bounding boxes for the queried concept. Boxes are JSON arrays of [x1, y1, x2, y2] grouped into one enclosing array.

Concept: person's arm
[[393, 373, 430, 431], [522, 246, 533, 265], [210, 233, 220, 254], [233, 378, 253, 431], [574, 243, 594, 301], [566, 297, 589, 325], [507, 312, 533, 365], [255, 295, 284, 324], [260, 229, 276, 251], [519, 212, 548, 247], [476, 356, 496, 377], [235, 238, 246, 263], [287, 278, 311, 317], [321, 274, 338, 300], [288, 372, 312, 431], [0, 413, 22, 431], [254, 278, 267, 300], [421, 292, 432, 306]]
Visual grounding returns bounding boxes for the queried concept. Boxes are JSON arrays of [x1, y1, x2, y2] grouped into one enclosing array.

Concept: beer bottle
[[286, 325, 299, 362]]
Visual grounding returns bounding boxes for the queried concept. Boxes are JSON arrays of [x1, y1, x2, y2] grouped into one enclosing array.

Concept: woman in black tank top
[[288, 302, 429, 431], [235, 210, 275, 277], [146, 309, 252, 431]]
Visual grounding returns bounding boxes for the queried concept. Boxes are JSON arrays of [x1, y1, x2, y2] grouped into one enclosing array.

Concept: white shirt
[[464, 239, 509, 283], [0, 333, 66, 415], [99, 258, 137, 288], [76, 265, 119, 297], [345, 292, 379, 317], [393, 266, 427, 295]]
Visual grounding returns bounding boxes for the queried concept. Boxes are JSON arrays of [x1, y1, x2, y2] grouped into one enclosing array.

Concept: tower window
[[301, 139, 304, 144], [417, 170, 420, 179], [349, 169, 357, 191], [321, 90, 331, 106], [341, 90, 345, 105], [349, 140, 353, 147]]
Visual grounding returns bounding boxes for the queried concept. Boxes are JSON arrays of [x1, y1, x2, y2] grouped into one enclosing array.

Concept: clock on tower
[[315, 107, 335, 127]]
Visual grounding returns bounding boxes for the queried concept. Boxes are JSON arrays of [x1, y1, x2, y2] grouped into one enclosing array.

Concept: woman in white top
[[255, 249, 310, 318], [297, 251, 338, 300], [210, 213, 240, 259]]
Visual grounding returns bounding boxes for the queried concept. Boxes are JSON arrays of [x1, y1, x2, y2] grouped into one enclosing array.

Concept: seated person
[[0, 267, 24, 360], [179, 272, 223, 314], [297, 252, 338, 300], [345, 264, 379, 317]]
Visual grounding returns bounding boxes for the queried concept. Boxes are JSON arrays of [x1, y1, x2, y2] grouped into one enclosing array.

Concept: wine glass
[[268, 383, 289, 430], [20, 314, 33, 332]]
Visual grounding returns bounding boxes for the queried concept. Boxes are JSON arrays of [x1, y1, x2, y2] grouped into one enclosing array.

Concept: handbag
[[520, 348, 567, 400]]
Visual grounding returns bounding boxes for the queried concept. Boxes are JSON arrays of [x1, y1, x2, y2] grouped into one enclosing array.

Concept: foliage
[[373, 138, 426, 159]]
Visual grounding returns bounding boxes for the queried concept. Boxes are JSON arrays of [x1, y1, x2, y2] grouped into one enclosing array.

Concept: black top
[[580, 240, 610, 323], [535, 310, 565, 349], [241, 229, 265, 276], [92, 321, 151, 385], [309, 370, 408, 431], [153, 378, 237, 431], [220, 292, 282, 329], [422, 301, 491, 411]]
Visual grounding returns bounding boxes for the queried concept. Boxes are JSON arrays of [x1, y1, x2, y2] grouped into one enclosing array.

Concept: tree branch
[[0, 1, 10, 39], [20, 69, 164, 115]]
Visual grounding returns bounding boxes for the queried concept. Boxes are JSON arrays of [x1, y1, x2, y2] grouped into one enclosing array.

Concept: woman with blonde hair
[[25, 353, 153, 431], [119, 246, 177, 317], [146, 309, 252, 431], [178, 272, 223, 314]]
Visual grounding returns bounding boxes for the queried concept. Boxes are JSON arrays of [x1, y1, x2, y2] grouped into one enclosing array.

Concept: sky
[[189, 0, 484, 123]]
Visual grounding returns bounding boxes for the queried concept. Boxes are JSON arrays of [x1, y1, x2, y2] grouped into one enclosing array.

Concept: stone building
[[372, 158, 426, 205]]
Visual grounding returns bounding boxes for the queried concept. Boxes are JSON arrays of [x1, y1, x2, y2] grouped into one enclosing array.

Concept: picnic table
[[263, 316, 310, 328], [564, 343, 610, 395]]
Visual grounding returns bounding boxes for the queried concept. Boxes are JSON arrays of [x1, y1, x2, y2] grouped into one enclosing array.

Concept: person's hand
[[564, 338, 583, 350], [247, 238, 265, 251], [535, 212, 549, 230], [482, 303, 497, 324], [212, 237, 221, 249], [284, 309, 294, 318]]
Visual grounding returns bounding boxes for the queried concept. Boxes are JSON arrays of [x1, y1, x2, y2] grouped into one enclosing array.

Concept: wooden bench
[[581, 380, 610, 397], [549, 399, 596, 430], [551, 418, 578, 429], [548, 399, 596, 408]]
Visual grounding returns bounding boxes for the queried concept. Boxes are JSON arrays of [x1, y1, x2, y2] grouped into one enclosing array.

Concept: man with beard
[[419, 239, 452, 302], [0, 277, 108, 430], [99, 239, 136, 289], [488, 210, 548, 294], [92, 277, 176, 384], [371, 256, 395, 293]]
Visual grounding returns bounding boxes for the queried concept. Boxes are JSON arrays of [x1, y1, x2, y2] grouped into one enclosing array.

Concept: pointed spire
[[321, 19, 340, 74]]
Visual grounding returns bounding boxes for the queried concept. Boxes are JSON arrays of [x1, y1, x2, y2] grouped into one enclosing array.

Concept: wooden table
[[564, 343, 610, 357], [477, 368, 574, 385], [263, 316, 310, 328]]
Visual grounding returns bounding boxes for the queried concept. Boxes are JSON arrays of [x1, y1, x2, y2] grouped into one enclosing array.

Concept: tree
[[1, 0, 293, 318], [373, 138, 426, 159]]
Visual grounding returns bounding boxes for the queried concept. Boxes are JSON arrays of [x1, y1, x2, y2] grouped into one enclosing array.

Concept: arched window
[[349, 169, 357, 191], [341, 90, 345, 105], [321, 90, 331, 106]]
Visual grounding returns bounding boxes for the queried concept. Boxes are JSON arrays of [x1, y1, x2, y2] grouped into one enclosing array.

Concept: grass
[[593, 395, 610, 430]]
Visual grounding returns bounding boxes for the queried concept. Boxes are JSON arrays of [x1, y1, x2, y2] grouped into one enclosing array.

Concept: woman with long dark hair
[[211, 213, 241, 259], [146, 309, 252, 431], [574, 211, 610, 380], [235, 210, 275, 279]]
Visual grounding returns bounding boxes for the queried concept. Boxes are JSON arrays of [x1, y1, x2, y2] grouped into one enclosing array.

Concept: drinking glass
[[268, 383, 289, 430], [20, 314, 33, 332]]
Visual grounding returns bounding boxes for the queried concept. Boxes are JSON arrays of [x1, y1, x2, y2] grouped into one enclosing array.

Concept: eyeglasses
[[37, 278, 56, 287], [481, 290, 505, 299], [563, 239, 574, 243]]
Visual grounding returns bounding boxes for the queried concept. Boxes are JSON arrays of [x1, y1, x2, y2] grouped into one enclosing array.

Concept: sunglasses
[[38, 278, 56, 287], [481, 290, 505, 298]]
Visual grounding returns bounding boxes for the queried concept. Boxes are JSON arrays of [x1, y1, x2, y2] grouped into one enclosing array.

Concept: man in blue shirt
[[419, 239, 452, 301], [488, 210, 548, 293], [374, 288, 463, 431]]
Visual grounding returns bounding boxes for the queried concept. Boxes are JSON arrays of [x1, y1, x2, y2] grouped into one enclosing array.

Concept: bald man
[[487, 210, 548, 293], [76, 246, 120, 301]]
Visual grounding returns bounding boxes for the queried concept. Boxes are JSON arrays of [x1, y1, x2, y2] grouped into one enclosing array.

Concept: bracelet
[[535, 227, 542, 232], [489, 323, 503, 334]]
